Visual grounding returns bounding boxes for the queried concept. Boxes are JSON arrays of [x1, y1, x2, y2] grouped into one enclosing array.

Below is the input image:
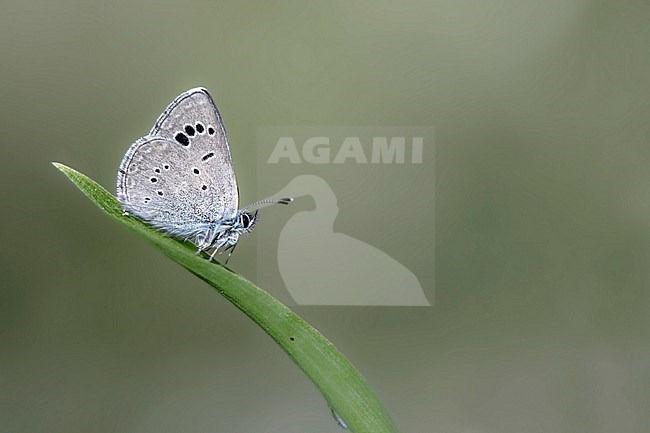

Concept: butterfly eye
[[241, 213, 251, 228]]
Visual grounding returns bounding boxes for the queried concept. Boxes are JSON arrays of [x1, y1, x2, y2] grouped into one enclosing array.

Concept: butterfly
[[117, 87, 291, 262]]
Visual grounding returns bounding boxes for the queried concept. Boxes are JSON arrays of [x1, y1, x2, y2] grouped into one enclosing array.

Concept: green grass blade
[[52, 162, 399, 433]]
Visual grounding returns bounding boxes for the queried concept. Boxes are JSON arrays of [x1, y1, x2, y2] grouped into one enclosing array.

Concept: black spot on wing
[[175, 132, 190, 146]]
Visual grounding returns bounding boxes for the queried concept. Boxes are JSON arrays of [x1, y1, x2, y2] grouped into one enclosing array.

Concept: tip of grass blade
[[52, 161, 124, 218], [52, 162, 80, 181], [52, 161, 71, 172]]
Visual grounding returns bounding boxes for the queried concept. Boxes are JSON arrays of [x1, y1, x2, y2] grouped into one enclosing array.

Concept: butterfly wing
[[150, 87, 238, 209], [116, 88, 239, 239]]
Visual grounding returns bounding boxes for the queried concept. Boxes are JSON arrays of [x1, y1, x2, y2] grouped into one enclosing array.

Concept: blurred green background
[[2, 1, 650, 432]]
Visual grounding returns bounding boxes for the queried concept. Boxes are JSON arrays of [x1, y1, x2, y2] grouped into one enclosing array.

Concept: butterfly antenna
[[245, 197, 293, 211]]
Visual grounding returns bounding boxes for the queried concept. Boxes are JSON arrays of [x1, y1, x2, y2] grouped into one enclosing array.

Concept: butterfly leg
[[208, 237, 229, 262], [208, 248, 219, 261], [223, 242, 238, 265]]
